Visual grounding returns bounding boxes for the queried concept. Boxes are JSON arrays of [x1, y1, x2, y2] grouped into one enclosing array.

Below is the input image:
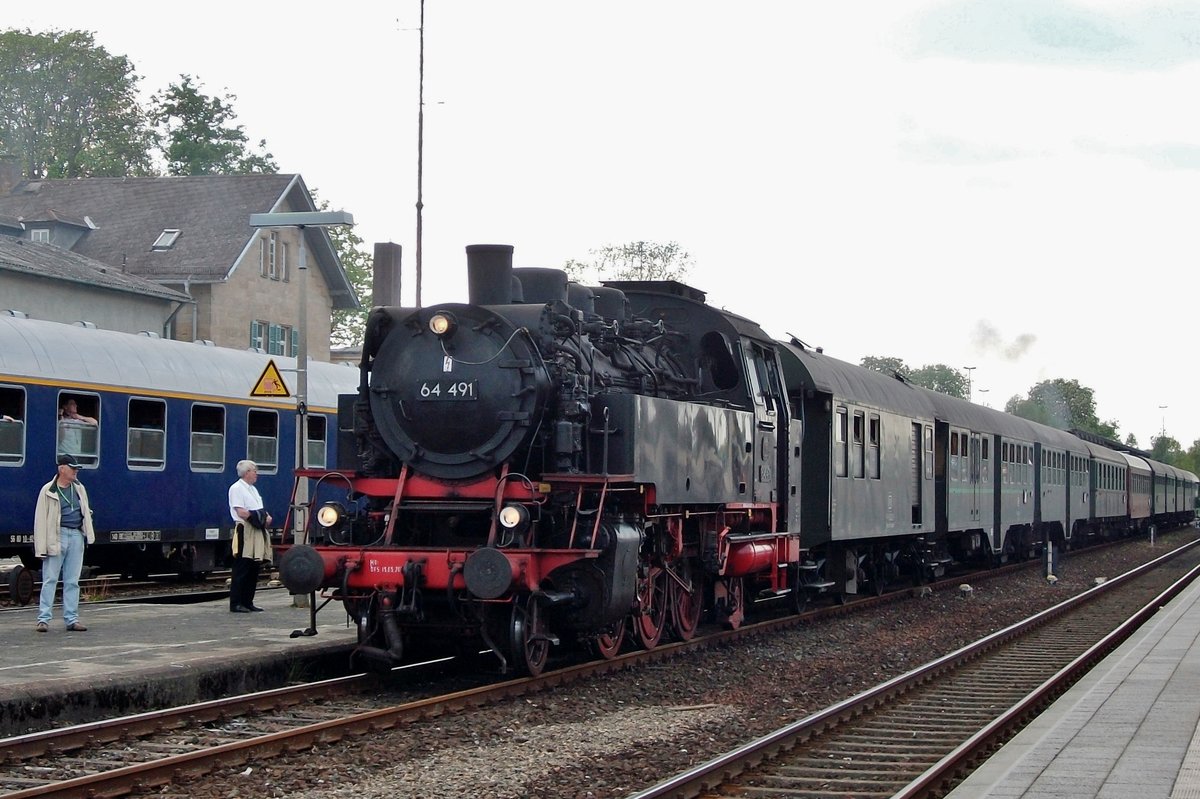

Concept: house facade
[[0, 163, 357, 361]]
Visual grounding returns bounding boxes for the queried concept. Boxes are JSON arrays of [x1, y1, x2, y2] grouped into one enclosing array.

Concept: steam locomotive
[[278, 244, 1199, 675]]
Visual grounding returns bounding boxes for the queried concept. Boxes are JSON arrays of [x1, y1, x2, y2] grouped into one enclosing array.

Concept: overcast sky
[[11, 0, 1200, 450]]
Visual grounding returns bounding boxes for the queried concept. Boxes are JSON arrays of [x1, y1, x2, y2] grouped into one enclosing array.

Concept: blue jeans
[[38, 528, 85, 626]]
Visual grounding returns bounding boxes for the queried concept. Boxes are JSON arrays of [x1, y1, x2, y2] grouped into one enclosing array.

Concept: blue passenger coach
[[0, 314, 358, 578]]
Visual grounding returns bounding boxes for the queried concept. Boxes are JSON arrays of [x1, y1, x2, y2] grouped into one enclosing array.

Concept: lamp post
[[963, 366, 976, 402], [1159, 405, 1168, 440], [248, 211, 354, 554], [978, 388, 990, 407]]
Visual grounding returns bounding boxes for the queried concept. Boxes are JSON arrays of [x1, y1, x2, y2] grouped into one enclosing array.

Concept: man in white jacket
[[33, 454, 96, 632]]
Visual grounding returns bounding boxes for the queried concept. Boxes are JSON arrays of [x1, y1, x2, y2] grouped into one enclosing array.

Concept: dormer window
[[152, 229, 181, 250], [30, 228, 49, 243]]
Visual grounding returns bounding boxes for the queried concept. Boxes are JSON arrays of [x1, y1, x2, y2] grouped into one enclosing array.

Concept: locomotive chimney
[[372, 242, 403, 307], [466, 244, 514, 305]]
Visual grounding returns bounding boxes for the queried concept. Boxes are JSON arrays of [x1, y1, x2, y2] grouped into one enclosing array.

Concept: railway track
[[0, 570, 256, 610], [629, 538, 1200, 799], [0, 536, 1186, 798]]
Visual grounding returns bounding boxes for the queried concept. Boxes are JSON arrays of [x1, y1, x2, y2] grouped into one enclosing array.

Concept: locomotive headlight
[[429, 311, 457, 338], [498, 504, 530, 531], [316, 502, 346, 528]]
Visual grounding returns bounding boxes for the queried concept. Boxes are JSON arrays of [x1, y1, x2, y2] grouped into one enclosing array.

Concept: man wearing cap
[[33, 454, 96, 632]]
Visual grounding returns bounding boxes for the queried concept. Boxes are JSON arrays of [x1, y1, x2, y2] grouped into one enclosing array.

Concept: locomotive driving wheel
[[631, 564, 669, 650], [589, 619, 626, 660], [510, 594, 550, 677], [668, 558, 702, 641]]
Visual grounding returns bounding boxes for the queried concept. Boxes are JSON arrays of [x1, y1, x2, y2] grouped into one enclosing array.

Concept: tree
[[0, 28, 155, 178], [149, 74, 276, 175], [1005, 378, 1119, 438], [1150, 434, 1184, 465], [859, 357, 967, 398], [328, 220, 372, 349], [563, 240, 693, 283], [909, 364, 968, 399], [860, 356, 909, 376], [1124, 433, 1139, 449]]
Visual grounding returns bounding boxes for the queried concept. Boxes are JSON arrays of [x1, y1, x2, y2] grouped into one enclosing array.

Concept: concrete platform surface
[[0, 586, 356, 736], [945, 574, 1200, 799]]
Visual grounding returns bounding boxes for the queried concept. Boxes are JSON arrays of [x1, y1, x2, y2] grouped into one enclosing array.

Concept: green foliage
[[1005, 378, 1119, 438], [859, 357, 967, 399], [563, 241, 693, 283], [0, 28, 155, 177], [909, 363, 968, 399], [860, 356, 908, 376], [149, 75, 276, 175], [314, 194, 372, 348], [1150, 434, 1184, 465]]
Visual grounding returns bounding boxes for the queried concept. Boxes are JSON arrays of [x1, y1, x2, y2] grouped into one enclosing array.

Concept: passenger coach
[[0, 314, 357, 581]]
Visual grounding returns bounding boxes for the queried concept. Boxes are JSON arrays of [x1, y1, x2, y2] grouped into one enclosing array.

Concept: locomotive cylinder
[[723, 541, 778, 577]]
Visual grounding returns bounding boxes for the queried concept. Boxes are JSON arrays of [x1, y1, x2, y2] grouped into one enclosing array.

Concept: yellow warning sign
[[251, 360, 291, 398]]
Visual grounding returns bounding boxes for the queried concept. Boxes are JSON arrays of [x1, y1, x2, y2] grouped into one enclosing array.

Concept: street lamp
[[978, 388, 990, 407], [248, 211, 354, 548], [963, 366, 976, 402], [1159, 405, 1168, 439]]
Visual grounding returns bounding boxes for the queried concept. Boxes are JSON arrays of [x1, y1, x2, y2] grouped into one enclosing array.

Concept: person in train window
[[58, 399, 97, 425], [227, 460, 273, 613], [58, 399, 97, 457], [33, 454, 96, 632]]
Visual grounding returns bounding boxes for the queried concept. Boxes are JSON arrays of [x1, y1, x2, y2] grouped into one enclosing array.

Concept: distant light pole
[[1159, 405, 1168, 439], [963, 366, 976, 402], [978, 388, 990, 407], [415, 0, 425, 307], [249, 211, 354, 550]]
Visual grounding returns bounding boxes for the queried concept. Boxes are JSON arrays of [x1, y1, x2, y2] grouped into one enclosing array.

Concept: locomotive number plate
[[419, 379, 478, 400]]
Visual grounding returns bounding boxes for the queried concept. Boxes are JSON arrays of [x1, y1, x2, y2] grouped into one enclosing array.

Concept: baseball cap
[[57, 454, 82, 469]]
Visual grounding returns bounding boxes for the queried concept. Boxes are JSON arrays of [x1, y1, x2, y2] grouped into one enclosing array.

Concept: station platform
[[0, 586, 357, 737], [945, 570, 1200, 799]]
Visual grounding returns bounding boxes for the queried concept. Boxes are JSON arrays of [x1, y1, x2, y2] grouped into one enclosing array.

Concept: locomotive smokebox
[[466, 244, 515, 305]]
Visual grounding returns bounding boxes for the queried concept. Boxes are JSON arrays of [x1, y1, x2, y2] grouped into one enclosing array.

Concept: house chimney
[[0, 154, 22, 196], [372, 242, 403, 307]]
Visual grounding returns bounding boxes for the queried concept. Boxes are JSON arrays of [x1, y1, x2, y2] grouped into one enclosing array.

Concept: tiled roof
[[0, 237, 191, 301], [0, 174, 357, 309]]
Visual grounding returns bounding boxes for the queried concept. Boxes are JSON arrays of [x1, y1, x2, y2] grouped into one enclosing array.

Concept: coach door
[[968, 432, 983, 523], [743, 341, 782, 504]]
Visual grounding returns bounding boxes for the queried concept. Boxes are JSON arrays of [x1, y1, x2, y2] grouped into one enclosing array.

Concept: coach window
[[0, 385, 25, 465], [306, 415, 328, 469], [852, 411, 865, 478], [128, 397, 166, 470], [924, 425, 933, 480], [191, 404, 225, 472], [980, 437, 990, 482], [950, 431, 959, 481], [247, 409, 279, 473], [868, 415, 880, 479], [57, 391, 100, 466], [835, 407, 848, 478]]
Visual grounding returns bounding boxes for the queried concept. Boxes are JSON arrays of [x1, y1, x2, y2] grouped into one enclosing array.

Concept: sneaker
[[66, 622, 88, 632], [35, 622, 48, 633]]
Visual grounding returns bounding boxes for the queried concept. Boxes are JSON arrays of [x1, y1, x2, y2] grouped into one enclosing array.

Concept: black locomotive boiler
[[279, 244, 1198, 675]]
